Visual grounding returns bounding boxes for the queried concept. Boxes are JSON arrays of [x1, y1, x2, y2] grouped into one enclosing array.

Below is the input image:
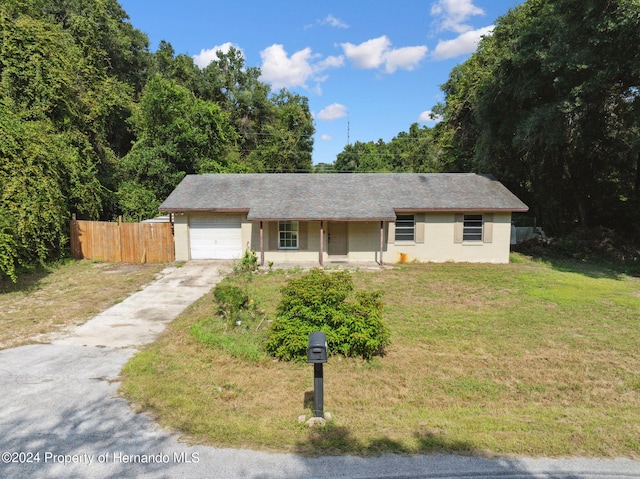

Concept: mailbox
[[307, 332, 328, 363]]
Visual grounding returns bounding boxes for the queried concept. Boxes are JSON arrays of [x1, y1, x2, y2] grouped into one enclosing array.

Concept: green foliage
[[435, 0, 640, 235], [334, 123, 444, 173], [190, 321, 264, 362], [0, 207, 19, 282], [115, 181, 160, 222], [0, 0, 144, 275], [213, 283, 249, 317], [0, 2, 318, 277], [247, 91, 314, 172], [115, 74, 239, 219], [191, 277, 267, 362], [233, 250, 259, 275], [514, 227, 640, 275], [0, 106, 69, 272], [265, 269, 390, 361]]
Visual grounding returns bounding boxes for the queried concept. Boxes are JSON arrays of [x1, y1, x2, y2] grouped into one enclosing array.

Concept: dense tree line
[[436, 0, 640, 236], [333, 123, 445, 173], [0, 0, 314, 280], [343, 0, 640, 238]]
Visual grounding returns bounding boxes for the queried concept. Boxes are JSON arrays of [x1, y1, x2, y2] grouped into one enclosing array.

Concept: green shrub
[[192, 278, 268, 360], [212, 283, 249, 329], [265, 269, 390, 361], [234, 249, 258, 275]]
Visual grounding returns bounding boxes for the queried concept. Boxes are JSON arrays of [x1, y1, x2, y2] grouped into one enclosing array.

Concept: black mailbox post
[[307, 332, 327, 418]]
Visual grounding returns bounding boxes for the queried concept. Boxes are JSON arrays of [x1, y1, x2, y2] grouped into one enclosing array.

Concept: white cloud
[[258, 44, 314, 89], [320, 134, 333, 141], [341, 36, 427, 73], [432, 25, 494, 60], [321, 14, 349, 29], [341, 36, 391, 69], [192, 42, 242, 68], [317, 103, 348, 121], [316, 55, 345, 71], [419, 110, 443, 123], [384, 46, 429, 73], [258, 46, 344, 90], [431, 0, 485, 33]]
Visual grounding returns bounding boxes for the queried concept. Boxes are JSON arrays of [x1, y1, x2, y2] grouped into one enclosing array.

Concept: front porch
[[250, 220, 387, 267], [259, 258, 386, 272]]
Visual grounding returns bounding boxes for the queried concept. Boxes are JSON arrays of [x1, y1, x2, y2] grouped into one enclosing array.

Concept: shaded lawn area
[[121, 254, 640, 457]]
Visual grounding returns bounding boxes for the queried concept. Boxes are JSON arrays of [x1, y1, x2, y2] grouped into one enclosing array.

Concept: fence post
[[118, 216, 123, 262]]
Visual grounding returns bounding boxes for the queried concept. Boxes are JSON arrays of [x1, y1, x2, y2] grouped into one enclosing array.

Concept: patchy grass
[[121, 254, 640, 457], [0, 259, 166, 349]]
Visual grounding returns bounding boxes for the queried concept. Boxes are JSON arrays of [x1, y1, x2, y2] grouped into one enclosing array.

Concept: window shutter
[[415, 213, 425, 244], [299, 222, 308, 250], [483, 214, 493, 243], [269, 222, 278, 250], [387, 221, 395, 244], [454, 214, 463, 243]]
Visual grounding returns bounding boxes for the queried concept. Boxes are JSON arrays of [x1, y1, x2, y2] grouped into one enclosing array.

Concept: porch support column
[[379, 221, 384, 265], [319, 221, 324, 267], [259, 221, 265, 266]]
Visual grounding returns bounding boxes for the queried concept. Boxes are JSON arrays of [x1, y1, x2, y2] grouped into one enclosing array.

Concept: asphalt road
[[1, 261, 639, 479]]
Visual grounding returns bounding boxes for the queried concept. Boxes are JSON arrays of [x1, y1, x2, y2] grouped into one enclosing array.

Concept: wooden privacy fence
[[70, 219, 175, 263]]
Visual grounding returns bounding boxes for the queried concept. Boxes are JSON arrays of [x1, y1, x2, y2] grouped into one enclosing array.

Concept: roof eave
[[393, 207, 529, 213], [158, 207, 250, 214], [247, 216, 396, 222]]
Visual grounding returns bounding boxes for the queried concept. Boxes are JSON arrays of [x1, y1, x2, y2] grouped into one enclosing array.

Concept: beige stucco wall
[[249, 221, 324, 263], [342, 222, 385, 263], [173, 213, 189, 261], [386, 212, 512, 264], [173, 212, 513, 264]]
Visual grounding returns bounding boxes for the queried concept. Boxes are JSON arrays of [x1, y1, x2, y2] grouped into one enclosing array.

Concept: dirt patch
[[0, 261, 166, 349]]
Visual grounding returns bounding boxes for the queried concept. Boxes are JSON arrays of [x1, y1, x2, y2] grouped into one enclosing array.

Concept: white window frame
[[279, 221, 299, 249], [395, 214, 415, 242], [463, 214, 483, 242]]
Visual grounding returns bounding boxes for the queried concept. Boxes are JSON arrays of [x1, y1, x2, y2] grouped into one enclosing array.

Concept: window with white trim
[[463, 214, 483, 241], [395, 214, 415, 241], [279, 221, 299, 249]]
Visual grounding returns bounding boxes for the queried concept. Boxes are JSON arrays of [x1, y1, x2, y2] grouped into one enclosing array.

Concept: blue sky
[[118, 0, 522, 165]]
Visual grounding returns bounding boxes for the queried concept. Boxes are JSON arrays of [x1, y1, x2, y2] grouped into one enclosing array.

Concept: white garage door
[[190, 216, 242, 259]]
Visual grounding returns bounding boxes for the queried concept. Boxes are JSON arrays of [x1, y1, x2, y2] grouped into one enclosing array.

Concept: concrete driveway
[[1, 261, 639, 478]]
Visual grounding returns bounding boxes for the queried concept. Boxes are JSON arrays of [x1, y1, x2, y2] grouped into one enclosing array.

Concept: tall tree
[[248, 90, 314, 172], [0, 0, 149, 278], [435, 0, 640, 234], [116, 75, 238, 220], [334, 141, 390, 172], [200, 47, 277, 166], [0, 5, 105, 279], [387, 123, 443, 172], [333, 125, 443, 174], [0, 104, 73, 279]]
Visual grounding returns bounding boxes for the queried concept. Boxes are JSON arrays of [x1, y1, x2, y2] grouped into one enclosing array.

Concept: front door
[[328, 222, 348, 255]]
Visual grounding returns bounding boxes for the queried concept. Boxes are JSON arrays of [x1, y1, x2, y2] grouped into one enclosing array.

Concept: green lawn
[[121, 254, 640, 457]]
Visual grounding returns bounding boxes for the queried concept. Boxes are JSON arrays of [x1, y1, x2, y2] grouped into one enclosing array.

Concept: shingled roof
[[159, 173, 528, 221]]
